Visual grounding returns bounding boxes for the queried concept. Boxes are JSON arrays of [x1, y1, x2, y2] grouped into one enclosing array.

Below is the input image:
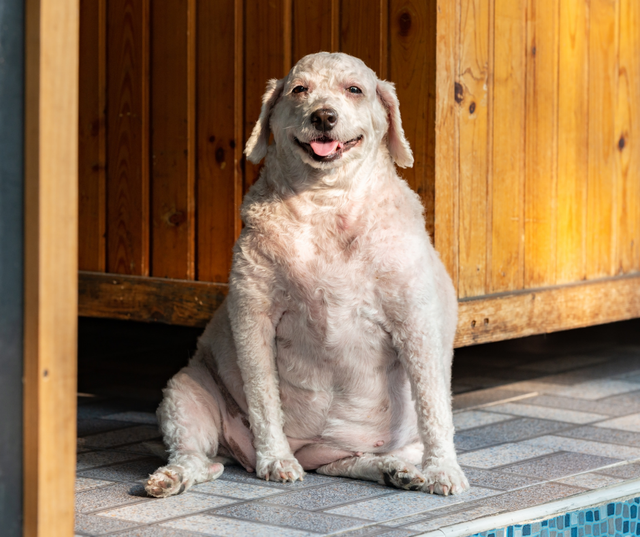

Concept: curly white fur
[[146, 52, 468, 498]]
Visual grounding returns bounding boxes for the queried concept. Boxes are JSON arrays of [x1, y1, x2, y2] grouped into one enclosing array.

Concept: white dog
[[146, 52, 469, 498]]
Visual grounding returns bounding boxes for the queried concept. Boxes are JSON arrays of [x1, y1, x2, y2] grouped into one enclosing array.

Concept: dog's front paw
[[146, 466, 184, 498], [256, 455, 305, 483], [421, 458, 470, 496]]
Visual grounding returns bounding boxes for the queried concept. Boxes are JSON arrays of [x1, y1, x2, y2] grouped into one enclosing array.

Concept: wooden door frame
[[24, 0, 79, 535]]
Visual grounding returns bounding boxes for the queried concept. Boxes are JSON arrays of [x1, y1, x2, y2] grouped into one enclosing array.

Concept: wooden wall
[[441, 0, 640, 299], [78, 0, 437, 284], [79, 0, 640, 344]]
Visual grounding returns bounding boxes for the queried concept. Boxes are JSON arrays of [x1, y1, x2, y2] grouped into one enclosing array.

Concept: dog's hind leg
[[146, 363, 226, 498], [316, 454, 426, 491]]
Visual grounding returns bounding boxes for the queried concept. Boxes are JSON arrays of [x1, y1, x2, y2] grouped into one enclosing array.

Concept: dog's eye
[[347, 86, 362, 94], [292, 86, 308, 94]]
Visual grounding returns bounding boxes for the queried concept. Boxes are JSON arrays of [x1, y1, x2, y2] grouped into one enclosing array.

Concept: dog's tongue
[[310, 139, 340, 157]]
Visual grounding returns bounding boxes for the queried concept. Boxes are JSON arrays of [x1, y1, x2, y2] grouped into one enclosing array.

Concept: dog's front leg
[[227, 277, 305, 483], [388, 308, 469, 496]]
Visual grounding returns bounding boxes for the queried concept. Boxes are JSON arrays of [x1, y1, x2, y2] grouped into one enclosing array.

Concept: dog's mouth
[[295, 135, 363, 162]]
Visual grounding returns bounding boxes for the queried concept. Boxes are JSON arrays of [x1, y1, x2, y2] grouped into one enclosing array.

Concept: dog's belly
[[275, 309, 420, 453]]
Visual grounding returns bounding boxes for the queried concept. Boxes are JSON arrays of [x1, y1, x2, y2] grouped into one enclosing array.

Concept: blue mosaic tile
[[470, 496, 640, 537]]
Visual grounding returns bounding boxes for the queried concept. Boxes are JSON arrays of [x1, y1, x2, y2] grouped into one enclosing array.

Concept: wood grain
[[523, 0, 559, 287], [107, 0, 150, 275], [79, 271, 226, 327], [340, 0, 388, 76], [456, 274, 640, 347], [390, 0, 436, 239], [434, 0, 459, 290], [615, 0, 640, 273], [457, 0, 490, 298], [586, 0, 618, 279], [293, 0, 333, 63], [244, 0, 292, 191], [197, 0, 242, 283], [556, 0, 589, 284], [24, 0, 79, 534], [79, 271, 640, 351], [490, 0, 526, 293], [150, 0, 195, 279], [78, 0, 106, 272]]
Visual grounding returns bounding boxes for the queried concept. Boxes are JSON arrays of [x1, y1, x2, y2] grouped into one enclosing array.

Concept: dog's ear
[[376, 80, 414, 168], [245, 78, 285, 164]]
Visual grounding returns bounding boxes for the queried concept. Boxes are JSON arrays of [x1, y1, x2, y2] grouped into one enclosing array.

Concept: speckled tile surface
[[74, 340, 640, 536], [498, 451, 620, 479], [98, 492, 235, 523]]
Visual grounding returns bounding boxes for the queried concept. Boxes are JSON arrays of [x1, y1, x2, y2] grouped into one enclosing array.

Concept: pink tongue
[[310, 140, 340, 157]]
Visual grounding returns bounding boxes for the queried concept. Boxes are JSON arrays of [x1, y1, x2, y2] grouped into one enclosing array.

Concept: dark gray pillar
[[0, 0, 24, 534]]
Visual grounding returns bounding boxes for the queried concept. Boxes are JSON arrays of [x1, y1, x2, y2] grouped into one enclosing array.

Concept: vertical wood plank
[[389, 0, 437, 239], [150, 0, 195, 279], [340, 0, 388, 77], [434, 0, 459, 289], [490, 0, 526, 293], [586, 0, 618, 279], [615, 0, 640, 273], [457, 0, 490, 298], [556, 0, 589, 284], [78, 0, 106, 272], [197, 0, 243, 282], [523, 0, 559, 287], [292, 0, 333, 63], [24, 0, 79, 534], [107, 0, 150, 275], [244, 0, 292, 191]]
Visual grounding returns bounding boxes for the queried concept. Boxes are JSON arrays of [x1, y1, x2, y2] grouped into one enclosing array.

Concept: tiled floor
[[75, 335, 640, 536]]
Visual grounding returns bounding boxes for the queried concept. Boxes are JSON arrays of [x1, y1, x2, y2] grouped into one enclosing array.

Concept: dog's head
[[244, 52, 413, 170]]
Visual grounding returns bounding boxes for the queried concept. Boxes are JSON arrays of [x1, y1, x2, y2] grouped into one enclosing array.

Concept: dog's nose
[[310, 108, 338, 132]]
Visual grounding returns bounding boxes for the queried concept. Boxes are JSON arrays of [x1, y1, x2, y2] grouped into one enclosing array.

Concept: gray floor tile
[[77, 450, 147, 471], [212, 502, 369, 533], [452, 388, 536, 411], [594, 412, 640, 432], [76, 477, 114, 493], [460, 467, 542, 490], [599, 389, 640, 408], [472, 482, 581, 512], [78, 419, 137, 437], [555, 472, 623, 489], [162, 514, 315, 536], [453, 410, 514, 431], [102, 411, 158, 425], [458, 443, 555, 469], [110, 527, 208, 537], [405, 504, 502, 532], [458, 417, 574, 445], [557, 425, 640, 447], [330, 525, 417, 536], [76, 482, 149, 514], [325, 487, 497, 522], [596, 462, 640, 479], [80, 425, 162, 449], [78, 458, 163, 483], [520, 394, 638, 416], [498, 451, 620, 479], [259, 482, 391, 510], [192, 480, 285, 499], [98, 492, 236, 523], [75, 513, 141, 535], [454, 434, 502, 452], [484, 403, 606, 424], [520, 435, 640, 460]]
